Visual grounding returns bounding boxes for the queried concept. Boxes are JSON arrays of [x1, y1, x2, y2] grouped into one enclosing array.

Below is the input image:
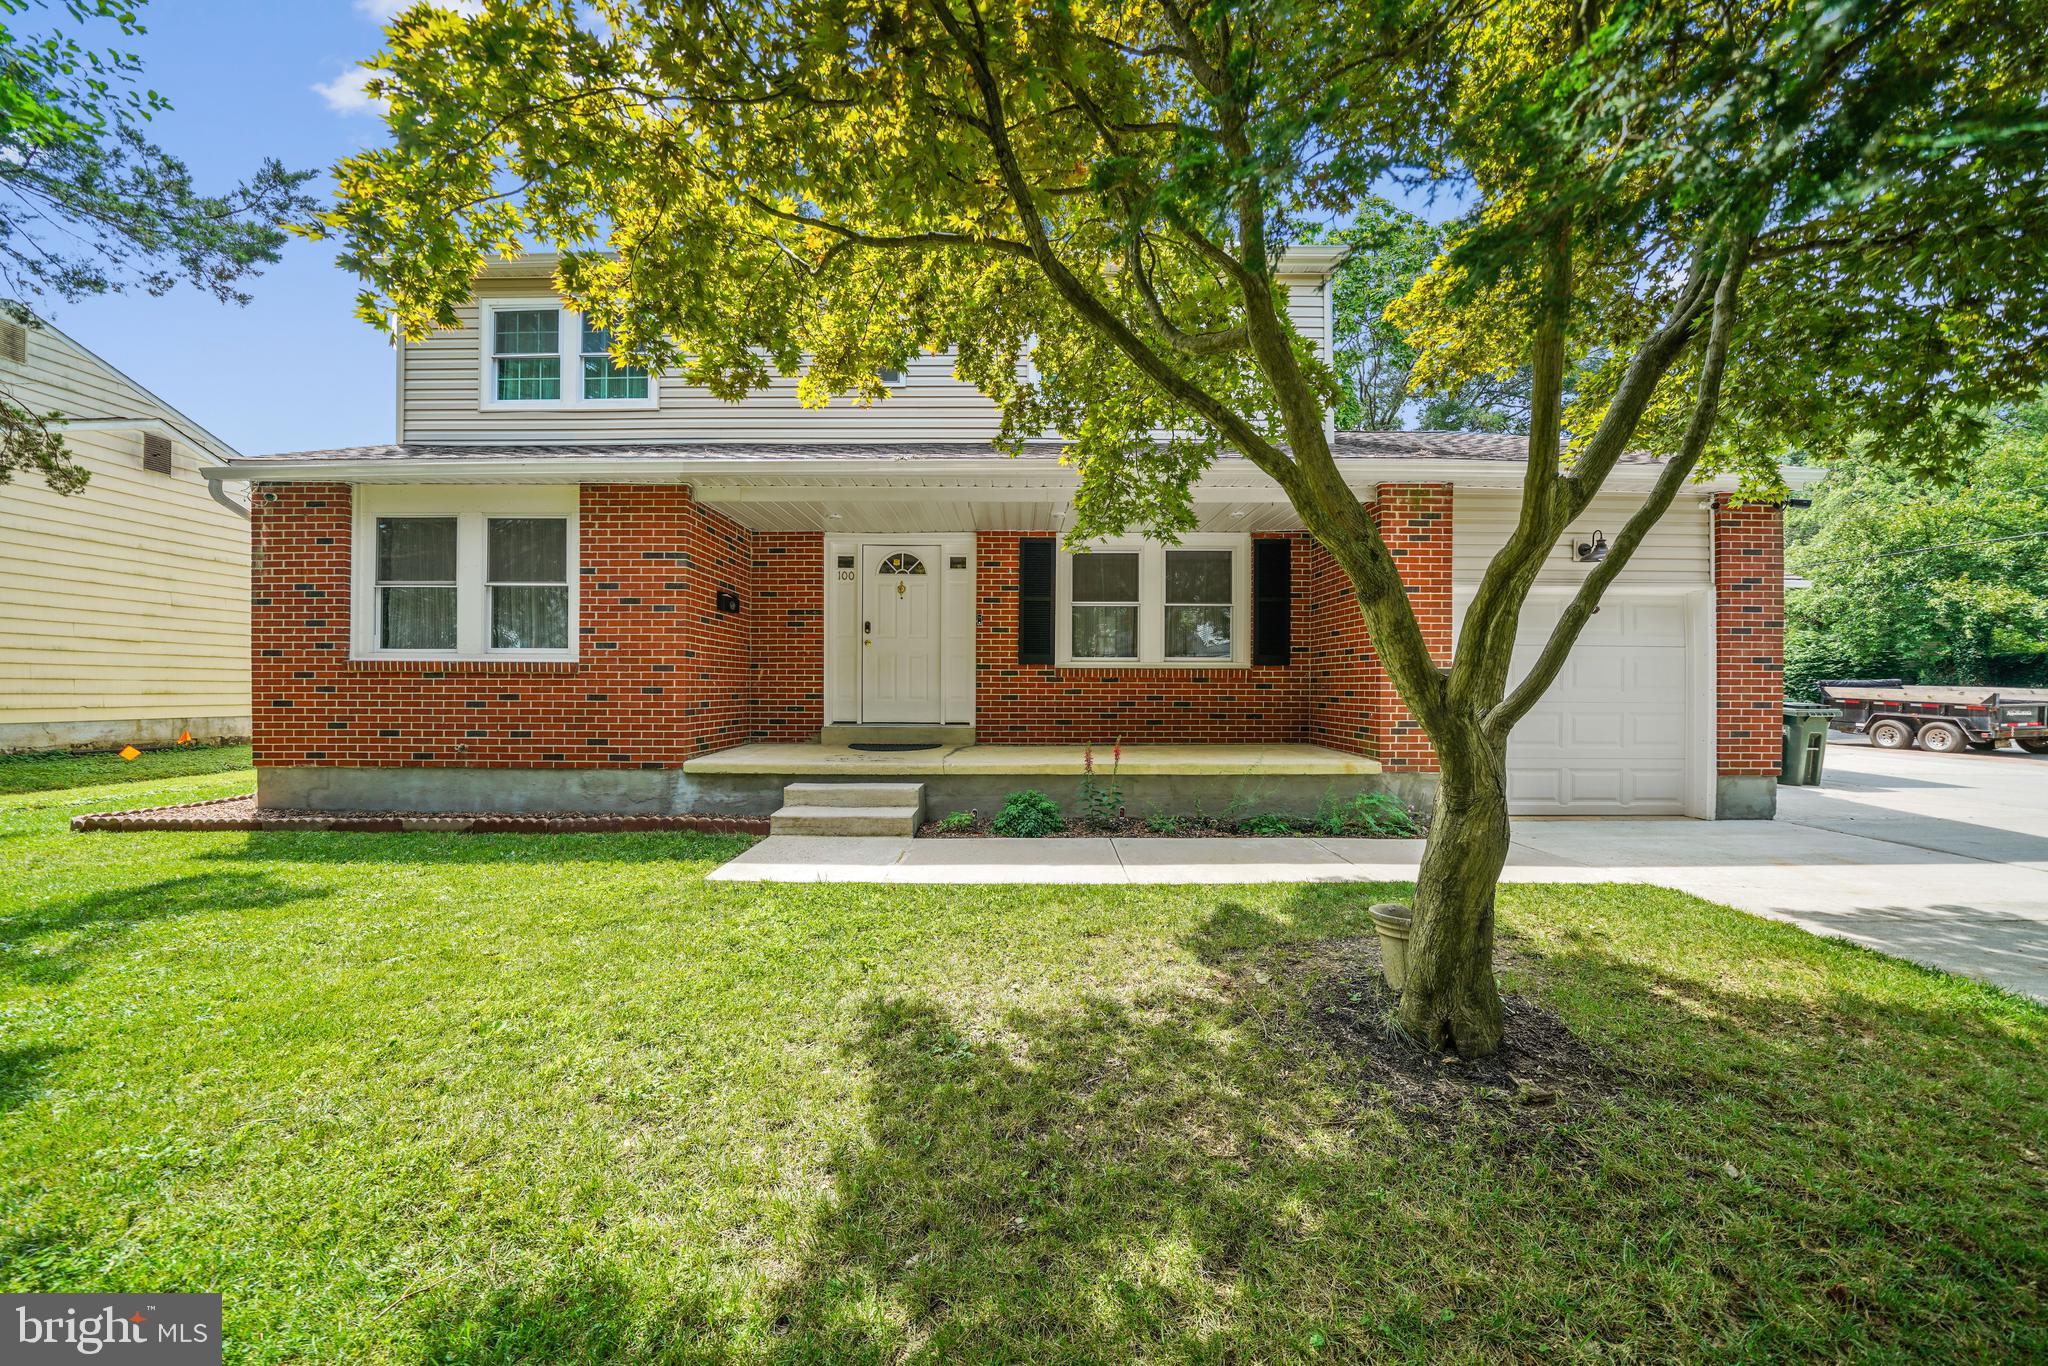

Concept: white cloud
[[313, 68, 386, 117]]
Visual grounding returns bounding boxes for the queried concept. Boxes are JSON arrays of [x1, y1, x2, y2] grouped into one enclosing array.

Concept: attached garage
[[1455, 488, 1717, 818]]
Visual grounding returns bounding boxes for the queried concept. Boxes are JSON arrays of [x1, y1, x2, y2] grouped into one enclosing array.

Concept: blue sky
[[40, 1, 1461, 457], [40, 1, 402, 456]]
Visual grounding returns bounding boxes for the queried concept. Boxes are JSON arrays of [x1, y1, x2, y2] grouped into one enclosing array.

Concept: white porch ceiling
[[687, 468, 1539, 534]]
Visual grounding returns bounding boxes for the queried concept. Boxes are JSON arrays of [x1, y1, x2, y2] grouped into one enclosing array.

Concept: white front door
[[860, 544, 943, 722]]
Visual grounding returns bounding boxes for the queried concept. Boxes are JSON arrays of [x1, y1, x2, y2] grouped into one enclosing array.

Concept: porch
[[679, 741, 1421, 822]]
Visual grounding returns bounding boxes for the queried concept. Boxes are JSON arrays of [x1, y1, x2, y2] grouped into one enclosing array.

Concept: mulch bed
[[1283, 937, 1653, 1157], [918, 816, 1416, 839], [70, 794, 768, 836]]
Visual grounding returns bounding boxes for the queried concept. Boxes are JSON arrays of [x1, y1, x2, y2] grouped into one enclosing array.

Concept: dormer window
[[479, 300, 656, 409]]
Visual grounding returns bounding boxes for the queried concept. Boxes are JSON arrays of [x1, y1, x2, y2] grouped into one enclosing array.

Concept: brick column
[[1369, 484, 1454, 771], [1713, 495, 1785, 817], [1307, 485, 1453, 769]]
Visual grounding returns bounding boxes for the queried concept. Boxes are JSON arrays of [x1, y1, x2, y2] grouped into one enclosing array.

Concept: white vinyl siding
[[1451, 487, 1712, 590], [0, 321, 248, 739], [403, 273, 1330, 443]]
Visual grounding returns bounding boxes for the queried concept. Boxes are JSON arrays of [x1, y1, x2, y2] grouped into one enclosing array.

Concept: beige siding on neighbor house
[[400, 273, 1332, 444], [0, 320, 249, 747]]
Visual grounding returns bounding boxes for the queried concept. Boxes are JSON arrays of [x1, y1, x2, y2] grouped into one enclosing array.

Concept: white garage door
[[1492, 595, 1695, 815]]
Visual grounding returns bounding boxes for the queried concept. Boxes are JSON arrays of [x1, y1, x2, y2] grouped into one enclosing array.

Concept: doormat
[[849, 742, 943, 752]]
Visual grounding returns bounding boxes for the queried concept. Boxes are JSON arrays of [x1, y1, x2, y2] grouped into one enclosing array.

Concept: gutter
[[202, 453, 1810, 497]]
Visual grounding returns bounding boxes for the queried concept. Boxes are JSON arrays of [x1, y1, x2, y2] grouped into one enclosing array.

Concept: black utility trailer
[[1816, 679, 2048, 754]]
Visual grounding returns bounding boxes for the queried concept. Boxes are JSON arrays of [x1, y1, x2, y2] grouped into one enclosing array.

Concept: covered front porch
[[679, 740, 1424, 822]]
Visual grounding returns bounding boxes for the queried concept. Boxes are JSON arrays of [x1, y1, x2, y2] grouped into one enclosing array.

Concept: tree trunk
[[1397, 726, 1510, 1055]]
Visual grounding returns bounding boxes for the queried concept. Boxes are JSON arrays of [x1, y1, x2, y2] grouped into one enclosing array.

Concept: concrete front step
[[768, 804, 922, 837], [782, 782, 927, 810], [817, 723, 975, 747]]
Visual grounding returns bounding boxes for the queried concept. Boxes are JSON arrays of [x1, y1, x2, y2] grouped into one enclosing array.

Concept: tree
[[318, 0, 2048, 1055], [1327, 199, 1534, 434], [0, 0, 317, 491], [1785, 401, 2048, 695]]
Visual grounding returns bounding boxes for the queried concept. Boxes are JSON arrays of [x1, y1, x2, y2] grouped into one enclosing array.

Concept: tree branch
[[1488, 232, 1752, 737]]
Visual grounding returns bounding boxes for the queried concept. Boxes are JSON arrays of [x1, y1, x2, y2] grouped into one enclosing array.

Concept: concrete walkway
[[713, 741, 2048, 1001]]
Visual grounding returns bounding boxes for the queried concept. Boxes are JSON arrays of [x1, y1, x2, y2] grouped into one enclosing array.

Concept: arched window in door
[[877, 552, 927, 575]]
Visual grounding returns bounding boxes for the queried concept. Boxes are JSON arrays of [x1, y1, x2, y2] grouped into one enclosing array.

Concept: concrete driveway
[[718, 737, 2048, 1001]]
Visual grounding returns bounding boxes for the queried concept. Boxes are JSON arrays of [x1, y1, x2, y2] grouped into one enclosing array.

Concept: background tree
[[0, 0, 316, 492], [1326, 198, 1535, 434], [319, 0, 2048, 1055], [1785, 400, 2048, 696]]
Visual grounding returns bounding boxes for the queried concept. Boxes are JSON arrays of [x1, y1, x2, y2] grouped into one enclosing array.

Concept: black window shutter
[[1252, 537, 1292, 666], [1017, 537, 1055, 664]]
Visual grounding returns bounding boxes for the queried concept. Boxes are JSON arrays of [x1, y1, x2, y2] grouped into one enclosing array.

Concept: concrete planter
[[1368, 902, 1413, 991]]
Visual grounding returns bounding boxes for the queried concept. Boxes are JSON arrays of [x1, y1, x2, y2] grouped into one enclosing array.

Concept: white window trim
[[477, 298, 659, 411], [1055, 533, 1251, 668], [352, 485, 581, 662]]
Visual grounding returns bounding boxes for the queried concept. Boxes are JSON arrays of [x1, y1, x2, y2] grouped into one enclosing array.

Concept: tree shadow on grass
[[746, 898, 2045, 1361], [408, 1262, 730, 1366], [0, 872, 324, 988], [0, 1044, 75, 1117]]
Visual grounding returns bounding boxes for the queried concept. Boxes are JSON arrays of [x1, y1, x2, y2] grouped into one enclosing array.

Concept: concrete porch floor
[[682, 741, 1384, 778]]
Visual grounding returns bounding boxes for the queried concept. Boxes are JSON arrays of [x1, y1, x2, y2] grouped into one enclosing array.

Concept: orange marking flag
[[119, 745, 141, 761], [178, 729, 192, 745]]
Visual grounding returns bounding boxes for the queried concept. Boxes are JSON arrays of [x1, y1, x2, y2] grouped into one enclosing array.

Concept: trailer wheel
[[2020, 737, 2048, 755], [1869, 719, 1913, 749], [1917, 721, 1966, 753]]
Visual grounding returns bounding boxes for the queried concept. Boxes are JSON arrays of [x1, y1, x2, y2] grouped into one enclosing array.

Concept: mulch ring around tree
[[1281, 938, 1659, 1157]]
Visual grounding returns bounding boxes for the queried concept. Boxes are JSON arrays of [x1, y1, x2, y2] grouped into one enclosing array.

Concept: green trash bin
[[1781, 703, 1840, 785]]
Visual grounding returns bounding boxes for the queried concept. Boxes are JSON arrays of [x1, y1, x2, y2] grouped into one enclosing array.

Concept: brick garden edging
[[70, 794, 768, 835]]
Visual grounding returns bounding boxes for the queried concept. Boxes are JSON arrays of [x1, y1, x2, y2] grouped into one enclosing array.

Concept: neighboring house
[[208, 252, 1812, 821], [0, 311, 249, 753]]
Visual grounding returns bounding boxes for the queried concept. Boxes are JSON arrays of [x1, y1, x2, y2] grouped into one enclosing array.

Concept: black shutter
[[1017, 537, 1055, 664], [1252, 537, 1292, 666]]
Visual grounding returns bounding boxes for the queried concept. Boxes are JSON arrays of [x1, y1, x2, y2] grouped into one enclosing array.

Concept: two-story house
[[205, 251, 1799, 823]]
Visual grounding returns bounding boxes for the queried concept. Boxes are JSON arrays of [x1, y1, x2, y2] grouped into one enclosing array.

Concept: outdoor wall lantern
[[1573, 530, 1609, 564]]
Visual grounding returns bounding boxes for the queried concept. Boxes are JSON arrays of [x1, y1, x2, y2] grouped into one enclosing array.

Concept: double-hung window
[[481, 301, 654, 407], [580, 317, 649, 400], [1057, 536, 1248, 666], [356, 488, 578, 660], [1070, 551, 1141, 660]]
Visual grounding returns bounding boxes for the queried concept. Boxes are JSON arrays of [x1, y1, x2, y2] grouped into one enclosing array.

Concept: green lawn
[[1, 762, 2043, 1362]]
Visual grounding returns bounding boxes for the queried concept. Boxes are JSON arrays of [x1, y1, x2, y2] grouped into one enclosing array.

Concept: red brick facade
[[749, 532, 825, 741], [1305, 484, 1453, 770], [247, 479, 1784, 791], [252, 482, 800, 769], [1713, 496, 1787, 778], [971, 531, 1315, 745]]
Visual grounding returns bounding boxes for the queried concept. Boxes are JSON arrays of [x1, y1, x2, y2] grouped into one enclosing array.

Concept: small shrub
[[1315, 791, 1421, 838], [1239, 812, 1299, 837], [992, 789, 1064, 838], [935, 810, 977, 834], [1143, 810, 1186, 835]]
